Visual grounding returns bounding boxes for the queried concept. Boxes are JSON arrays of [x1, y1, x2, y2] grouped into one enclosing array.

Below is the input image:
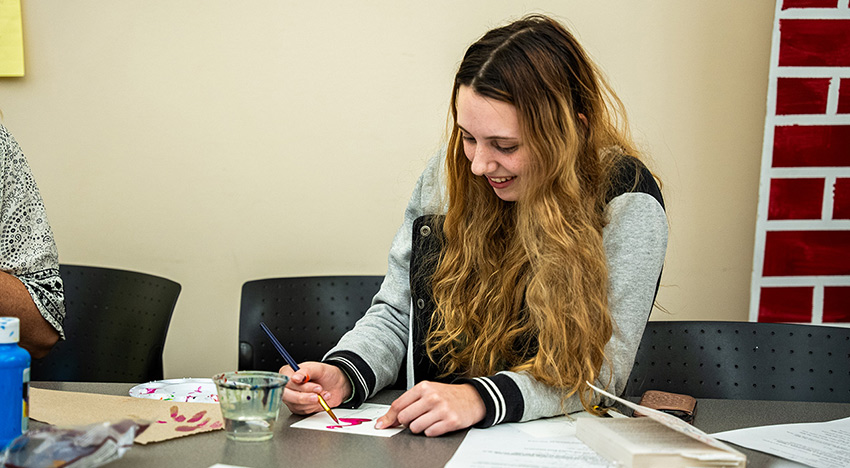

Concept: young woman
[[280, 14, 667, 437]]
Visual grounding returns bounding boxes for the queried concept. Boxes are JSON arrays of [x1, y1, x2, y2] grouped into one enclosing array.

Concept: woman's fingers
[[376, 381, 484, 436], [376, 384, 424, 429], [281, 362, 351, 415], [282, 387, 322, 414]]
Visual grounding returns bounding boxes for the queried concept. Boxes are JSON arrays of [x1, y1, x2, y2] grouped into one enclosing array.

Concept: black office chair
[[624, 321, 850, 402], [30, 264, 181, 383], [238, 275, 383, 371]]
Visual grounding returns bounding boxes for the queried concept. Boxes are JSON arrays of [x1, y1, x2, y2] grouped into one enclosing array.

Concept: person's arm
[[323, 153, 446, 406], [0, 271, 59, 358], [456, 187, 669, 427], [0, 124, 65, 358]]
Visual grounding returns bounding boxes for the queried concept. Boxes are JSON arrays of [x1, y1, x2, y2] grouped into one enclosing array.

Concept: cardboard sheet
[[29, 388, 224, 444]]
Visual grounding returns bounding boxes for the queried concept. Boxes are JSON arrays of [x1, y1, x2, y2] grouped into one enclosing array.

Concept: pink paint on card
[[327, 418, 372, 429]]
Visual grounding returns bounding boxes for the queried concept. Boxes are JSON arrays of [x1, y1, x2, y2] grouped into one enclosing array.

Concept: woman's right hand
[[279, 361, 351, 414]]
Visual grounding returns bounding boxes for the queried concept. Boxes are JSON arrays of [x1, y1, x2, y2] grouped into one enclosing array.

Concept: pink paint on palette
[[129, 378, 219, 403]]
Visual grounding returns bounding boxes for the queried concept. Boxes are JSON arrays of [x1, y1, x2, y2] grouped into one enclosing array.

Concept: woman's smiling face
[[456, 86, 530, 202]]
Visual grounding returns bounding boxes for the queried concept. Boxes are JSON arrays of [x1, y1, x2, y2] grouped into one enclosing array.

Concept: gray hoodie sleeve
[[324, 154, 444, 403]]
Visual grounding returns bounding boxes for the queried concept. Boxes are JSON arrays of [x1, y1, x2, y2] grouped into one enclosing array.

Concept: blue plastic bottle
[[0, 317, 30, 449]]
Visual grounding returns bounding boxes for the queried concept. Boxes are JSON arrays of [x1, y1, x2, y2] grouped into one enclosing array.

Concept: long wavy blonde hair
[[426, 15, 641, 410]]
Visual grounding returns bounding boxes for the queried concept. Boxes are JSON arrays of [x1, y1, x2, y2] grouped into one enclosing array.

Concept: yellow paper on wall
[[0, 0, 25, 77]]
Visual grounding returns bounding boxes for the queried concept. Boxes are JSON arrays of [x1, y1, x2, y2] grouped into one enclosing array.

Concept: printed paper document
[[713, 416, 850, 468], [445, 413, 612, 468]]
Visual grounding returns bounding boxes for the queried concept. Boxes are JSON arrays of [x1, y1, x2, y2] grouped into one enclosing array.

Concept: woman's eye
[[494, 143, 518, 154], [461, 135, 476, 143]]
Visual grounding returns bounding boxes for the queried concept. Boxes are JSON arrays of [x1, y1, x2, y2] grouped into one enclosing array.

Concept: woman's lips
[[487, 176, 516, 189]]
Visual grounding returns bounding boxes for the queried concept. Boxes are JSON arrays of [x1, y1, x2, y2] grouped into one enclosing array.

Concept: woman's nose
[[469, 147, 494, 176]]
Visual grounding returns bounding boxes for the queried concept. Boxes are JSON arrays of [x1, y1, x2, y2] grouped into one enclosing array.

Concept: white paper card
[[289, 402, 404, 437]]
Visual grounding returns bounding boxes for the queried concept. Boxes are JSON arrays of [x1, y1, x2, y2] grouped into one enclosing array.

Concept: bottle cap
[[0, 317, 21, 344]]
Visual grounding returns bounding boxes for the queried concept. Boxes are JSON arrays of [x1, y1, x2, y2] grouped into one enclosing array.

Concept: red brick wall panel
[[776, 78, 830, 115], [779, 19, 850, 67], [783, 0, 838, 8], [833, 178, 850, 219], [823, 286, 850, 322], [773, 125, 850, 167], [769, 178, 824, 220], [763, 230, 850, 276], [755, 5, 849, 324], [839, 78, 850, 114], [758, 287, 813, 322]]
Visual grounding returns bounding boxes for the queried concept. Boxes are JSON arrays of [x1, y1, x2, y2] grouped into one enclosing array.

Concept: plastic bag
[[1, 419, 148, 468]]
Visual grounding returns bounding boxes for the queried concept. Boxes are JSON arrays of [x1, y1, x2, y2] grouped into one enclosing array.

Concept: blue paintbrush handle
[[260, 322, 340, 423], [260, 322, 300, 371]]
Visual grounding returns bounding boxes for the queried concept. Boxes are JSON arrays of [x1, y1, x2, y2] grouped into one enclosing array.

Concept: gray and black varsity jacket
[[325, 152, 667, 428]]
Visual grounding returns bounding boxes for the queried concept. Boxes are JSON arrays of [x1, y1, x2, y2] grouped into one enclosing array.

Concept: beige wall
[[0, 1, 774, 379]]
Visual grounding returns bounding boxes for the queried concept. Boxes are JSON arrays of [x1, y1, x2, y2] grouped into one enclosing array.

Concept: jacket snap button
[[417, 298, 425, 309], [420, 225, 431, 237]]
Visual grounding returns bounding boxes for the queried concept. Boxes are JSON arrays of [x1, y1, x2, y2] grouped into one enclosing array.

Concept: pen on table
[[260, 322, 340, 424]]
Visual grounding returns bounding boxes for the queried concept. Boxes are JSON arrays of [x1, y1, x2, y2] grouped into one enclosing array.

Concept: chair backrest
[[30, 264, 181, 383], [238, 275, 383, 371], [624, 321, 850, 402]]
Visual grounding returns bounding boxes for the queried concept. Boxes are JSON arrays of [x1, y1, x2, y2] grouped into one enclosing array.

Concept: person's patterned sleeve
[[0, 124, 65, 337]]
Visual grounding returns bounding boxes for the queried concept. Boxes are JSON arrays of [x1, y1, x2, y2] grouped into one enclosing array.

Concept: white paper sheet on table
[[289, 402, 405, 437], [445, 413, 613, 468], [712, 416, 850, 468]]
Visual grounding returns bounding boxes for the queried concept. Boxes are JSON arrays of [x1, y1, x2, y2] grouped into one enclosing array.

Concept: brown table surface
[[28, 382, 850, 468]]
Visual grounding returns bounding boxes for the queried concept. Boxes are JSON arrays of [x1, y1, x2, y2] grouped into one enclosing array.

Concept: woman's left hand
[[375, 381, 485, 436]]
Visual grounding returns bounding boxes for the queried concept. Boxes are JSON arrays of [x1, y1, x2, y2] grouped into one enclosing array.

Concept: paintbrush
[[260, 322, 340, 424]]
